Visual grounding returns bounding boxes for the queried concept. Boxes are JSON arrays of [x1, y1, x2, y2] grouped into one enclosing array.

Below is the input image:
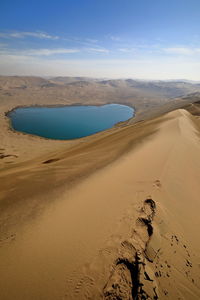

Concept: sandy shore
[[1, 104, 200, 299]]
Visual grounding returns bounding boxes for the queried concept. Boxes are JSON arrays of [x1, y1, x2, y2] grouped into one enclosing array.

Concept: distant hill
[[1, 76, 200, 119], [99, 79, 200, 98], [0, 76, 49, 90], [1, 76, 200, 100], [50, 76, 99, 85]]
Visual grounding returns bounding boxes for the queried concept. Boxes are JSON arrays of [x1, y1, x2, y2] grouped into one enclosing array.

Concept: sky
[[0, 0, 200, 80]]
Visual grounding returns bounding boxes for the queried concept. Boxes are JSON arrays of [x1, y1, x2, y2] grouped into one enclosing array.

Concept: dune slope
[[0, 109, 200, 299]]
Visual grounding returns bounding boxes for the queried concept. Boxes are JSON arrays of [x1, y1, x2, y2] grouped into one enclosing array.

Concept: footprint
[[135, 198, 156, 246], [153, 180, 162, 188], [43, 158, 60, 164], [137, 217, 153, 237], [104, 257, 139, 300], [0, 154, 18, 159], [104, 198, 157, 299], [74, 275, 95, 298]]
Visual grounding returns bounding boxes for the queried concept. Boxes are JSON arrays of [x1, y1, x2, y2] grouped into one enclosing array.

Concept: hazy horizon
[[2, 74, 200, 84]]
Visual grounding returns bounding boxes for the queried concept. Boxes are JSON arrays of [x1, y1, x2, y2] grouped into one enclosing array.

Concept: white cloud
[[163, 47, 200, 55], [0, 48, 80, 56], [85, 38, 99, 44], [0, 47, 110, 57], [118, 48, 136, 53], [109, 35, 122, 41], [25, 48, 80, 56], [0, 31, 59, 40], [86, 47, 109, 53]]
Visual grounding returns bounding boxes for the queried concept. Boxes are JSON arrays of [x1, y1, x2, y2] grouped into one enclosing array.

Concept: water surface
[[8, 104, 134, 140]]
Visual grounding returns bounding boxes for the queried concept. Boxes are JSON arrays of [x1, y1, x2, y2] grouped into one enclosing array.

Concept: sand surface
[[1, 106, 200, 299]]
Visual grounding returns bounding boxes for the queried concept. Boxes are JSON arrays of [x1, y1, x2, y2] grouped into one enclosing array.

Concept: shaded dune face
[[0, 108, 200, 299]]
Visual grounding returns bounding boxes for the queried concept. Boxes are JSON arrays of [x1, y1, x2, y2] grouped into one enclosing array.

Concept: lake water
[[8, 104, 134, 140]]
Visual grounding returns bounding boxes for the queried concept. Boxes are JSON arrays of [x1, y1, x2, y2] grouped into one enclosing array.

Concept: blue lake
[[8, 104, 134, 140]]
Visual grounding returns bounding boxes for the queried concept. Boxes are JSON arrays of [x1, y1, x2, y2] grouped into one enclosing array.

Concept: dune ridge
[[0, 107, 200, 299]]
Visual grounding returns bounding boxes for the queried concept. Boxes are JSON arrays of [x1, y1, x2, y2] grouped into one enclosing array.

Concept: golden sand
[[1, 104, 200, 299]]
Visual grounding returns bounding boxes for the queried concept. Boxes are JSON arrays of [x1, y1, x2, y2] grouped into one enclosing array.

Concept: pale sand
[[0, 107, 200, 299]]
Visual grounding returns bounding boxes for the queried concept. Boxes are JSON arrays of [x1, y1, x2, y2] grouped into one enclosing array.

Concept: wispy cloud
[[0, 48, 79, 57], [0, 47, 110, 57], [85, 38, 99, 44], [0, 31, 59, 40], [163, 47, 200, 55], [118, 48, 136, 53], [63, 37, 101, 48], [109, 35, 122, 41], [25, 48, 79, 56], [86, 47, 109, 53], [0, 31, 103, 48]]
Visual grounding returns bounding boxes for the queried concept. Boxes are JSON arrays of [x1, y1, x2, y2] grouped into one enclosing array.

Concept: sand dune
[[1, 106, 200, 299]]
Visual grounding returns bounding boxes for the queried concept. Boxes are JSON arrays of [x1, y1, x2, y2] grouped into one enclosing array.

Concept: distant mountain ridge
[[1, 76, 200, 100]]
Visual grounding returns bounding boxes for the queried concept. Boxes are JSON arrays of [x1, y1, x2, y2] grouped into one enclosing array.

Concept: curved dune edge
[[0, 108, 200, 299]]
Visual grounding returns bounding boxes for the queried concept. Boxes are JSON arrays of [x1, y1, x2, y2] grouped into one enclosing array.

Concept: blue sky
[[1, 0, 200, 79]]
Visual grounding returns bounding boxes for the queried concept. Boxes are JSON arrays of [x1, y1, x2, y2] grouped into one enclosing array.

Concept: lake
[[8, 104, 134, 140]]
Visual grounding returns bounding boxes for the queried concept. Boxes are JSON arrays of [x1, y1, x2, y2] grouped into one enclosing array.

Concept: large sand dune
[[1, 104, 200, 299]]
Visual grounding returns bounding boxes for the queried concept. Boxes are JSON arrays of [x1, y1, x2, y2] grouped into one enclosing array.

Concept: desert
[[0, 76, 200, 299]]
